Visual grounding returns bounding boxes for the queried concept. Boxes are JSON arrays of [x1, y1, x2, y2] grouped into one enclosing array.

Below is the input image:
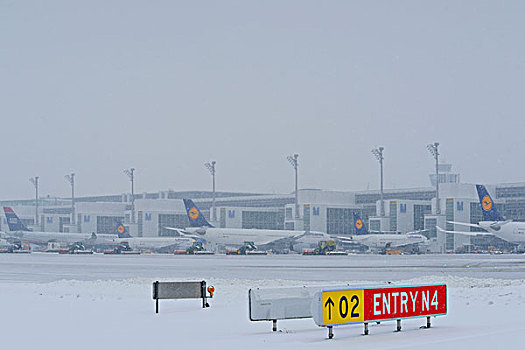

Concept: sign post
[[313, 284, 447, 339]]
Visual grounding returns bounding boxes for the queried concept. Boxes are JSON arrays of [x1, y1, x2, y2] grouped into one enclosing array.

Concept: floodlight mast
[[371, 147, 385, 217], [427, 142, 440, 215], [205, 161, 216, 222], [65, 173, 75, 225], [287, 154, 299, 219], [124, 168, 135, 223], [29, 176, 39, 226]]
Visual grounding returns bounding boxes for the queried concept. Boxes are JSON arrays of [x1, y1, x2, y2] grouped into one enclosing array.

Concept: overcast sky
[[1, 1, 524, 199]]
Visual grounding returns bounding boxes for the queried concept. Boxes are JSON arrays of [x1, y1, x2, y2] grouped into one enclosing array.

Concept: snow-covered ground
[[1, 253, 524, 349]]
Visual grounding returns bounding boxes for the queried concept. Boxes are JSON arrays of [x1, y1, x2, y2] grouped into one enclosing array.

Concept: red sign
[[363, 285, 447, 321]]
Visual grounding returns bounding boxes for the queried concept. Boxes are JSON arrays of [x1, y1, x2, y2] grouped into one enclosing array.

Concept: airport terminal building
[[2, 172, 525, 253]]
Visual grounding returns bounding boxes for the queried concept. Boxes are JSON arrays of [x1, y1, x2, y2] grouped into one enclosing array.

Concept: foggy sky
[[2, 1, 524, 200]]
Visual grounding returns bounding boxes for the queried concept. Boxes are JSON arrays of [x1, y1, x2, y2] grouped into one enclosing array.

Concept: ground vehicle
[[58, 242, 93, 254], [0, 240, 30, 253], [104, 242, 139, 254], [225, 241, 267, 255], [302, 240, 338, 255], [173, 241, 215, 255]]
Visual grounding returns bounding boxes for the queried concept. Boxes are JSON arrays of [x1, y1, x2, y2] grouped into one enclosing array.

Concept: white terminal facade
[[2, 165, 524, 253]]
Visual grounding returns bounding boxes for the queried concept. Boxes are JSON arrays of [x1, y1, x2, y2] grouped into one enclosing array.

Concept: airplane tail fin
[[116, 222, 132, 238], [476, 185, 505, 221], [183, 199, 214, 228], [353, 212, 369, 235], [3, 207, 30, 232]]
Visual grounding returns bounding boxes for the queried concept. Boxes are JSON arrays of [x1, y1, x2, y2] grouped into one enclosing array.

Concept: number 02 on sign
[[322, 289, 364, 324]]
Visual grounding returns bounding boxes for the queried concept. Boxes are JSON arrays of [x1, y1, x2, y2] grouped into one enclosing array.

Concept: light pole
[[65, 173, 75, 225], [124, 168, 135, 223], [204, 161, 216, 222], [287, 154, 299, 219], [29, 176, 39, 226], [427, 142, 440, 215], [371, 147, 385, 217]]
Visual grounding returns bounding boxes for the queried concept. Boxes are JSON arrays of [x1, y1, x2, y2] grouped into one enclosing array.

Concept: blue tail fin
[[183, 199, 214, 228], [353, 212, 369, 235], [476, 185, 505, 221], [3, 207, 30, 231], [116, 222, 132, 238]]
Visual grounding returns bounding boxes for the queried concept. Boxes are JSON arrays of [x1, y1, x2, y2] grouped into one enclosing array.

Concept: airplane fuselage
[[3, 230, 196, 251], [110, 236, 195, 250], [478, 221, 525, 244], [184, 227, 329, 249], [3, 230, 97, 245], [347, 234, 427, 250]]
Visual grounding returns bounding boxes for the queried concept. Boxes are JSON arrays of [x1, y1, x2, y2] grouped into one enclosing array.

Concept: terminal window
[[389, 202, 397, 232], [446, 199, 454, 251], [413, 204, 431, 231], [242, 211, 283, 230], [96, 216, 125, 234], [327, 208, 353, 235], [469, 202, 485, 232], [158, 214, 189, 236], [424, 218, 437, 239]]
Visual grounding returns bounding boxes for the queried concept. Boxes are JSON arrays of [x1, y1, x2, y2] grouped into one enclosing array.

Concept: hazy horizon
[[2, 1, 524, 200]]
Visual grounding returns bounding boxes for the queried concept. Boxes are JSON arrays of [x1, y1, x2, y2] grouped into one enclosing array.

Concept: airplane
[[105, 222, 195, 252], [335, 212, 428, 251], [2, 207, 195, 252], [165, 199, 330, 252], [2, 206, 102, 246], [437, 184, 525, 250]]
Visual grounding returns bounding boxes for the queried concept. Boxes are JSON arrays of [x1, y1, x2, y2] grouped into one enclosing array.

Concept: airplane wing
[[164, 227, 205, 242], [333, 236, 355, 243], [405, 229, 429, 235], [497, 220, 513, 226], [389, 241, 421, 248], [0, 232, 17, 245], [164, 227, 194, 236], [258, 232, 309, 247], [447, 221, 483, 229], [436, 226, 493, 236]]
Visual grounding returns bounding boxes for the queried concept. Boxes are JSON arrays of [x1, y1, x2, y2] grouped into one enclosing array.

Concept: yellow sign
[[322, 289, 364, 325], [188, 207, 200, 220], [117, 225, 125, 234], [482, 195, 493, 211], [355, 219, 363, 229]]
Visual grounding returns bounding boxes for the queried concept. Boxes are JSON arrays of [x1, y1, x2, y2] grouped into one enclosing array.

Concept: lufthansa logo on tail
[[481, 195, 493, 211], [355, 219, 363, 229], [117, 224, 126, 234], [188, 207, 200, 220]]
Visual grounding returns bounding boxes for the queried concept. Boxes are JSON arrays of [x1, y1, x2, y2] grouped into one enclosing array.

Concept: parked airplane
[[437, 185, 525, 249], [2, 207, 103, 246], [165, 199, 330, 251], [2, 207, 195, 252], [107, 223, 194, 252], [335, 212, 428, 251]]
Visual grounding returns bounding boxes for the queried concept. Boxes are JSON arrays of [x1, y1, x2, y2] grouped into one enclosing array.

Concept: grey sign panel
[[249, 286, 319, 321], [153, 281, 203, 300]]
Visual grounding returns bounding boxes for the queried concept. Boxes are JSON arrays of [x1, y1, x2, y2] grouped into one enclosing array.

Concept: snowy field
[[1, 253, 524, 349]]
